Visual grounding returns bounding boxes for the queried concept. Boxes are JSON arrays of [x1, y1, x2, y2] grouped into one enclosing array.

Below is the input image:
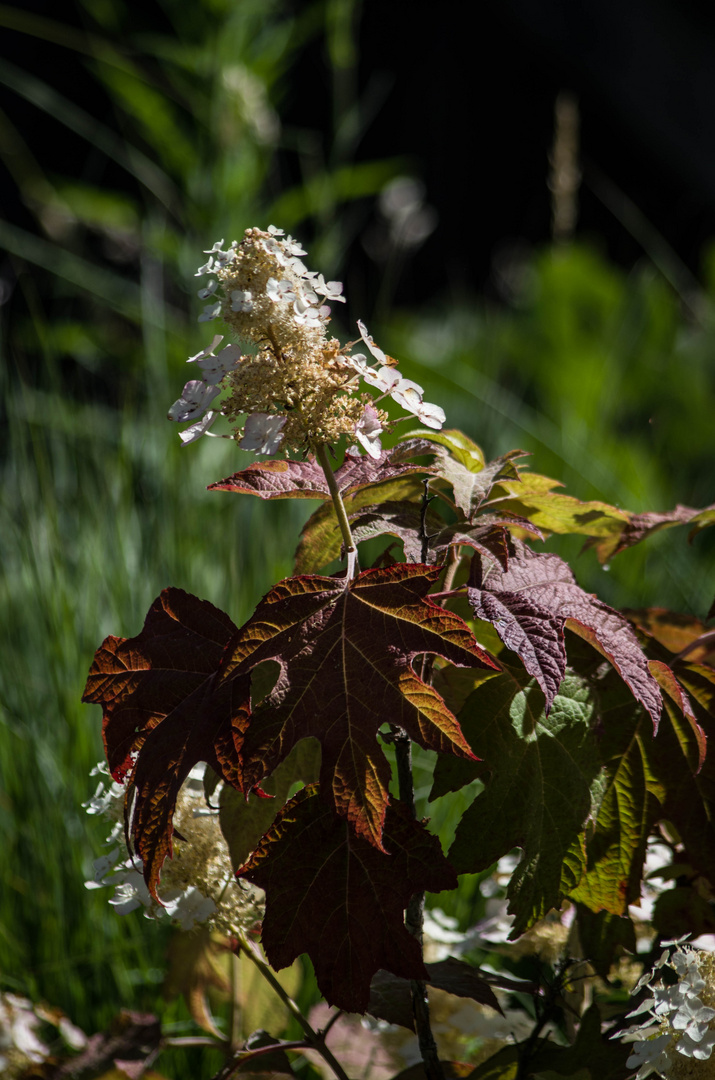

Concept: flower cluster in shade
[[167, 226, 445, 457], [83, 761, 264, 935], [617, 942, 715, 1079]]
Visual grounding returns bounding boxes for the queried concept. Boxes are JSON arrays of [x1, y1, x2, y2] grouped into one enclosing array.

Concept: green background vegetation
[[1, 0, 713, 1074]]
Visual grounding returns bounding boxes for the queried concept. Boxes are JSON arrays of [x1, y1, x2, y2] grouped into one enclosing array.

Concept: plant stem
[[316, 442, 358, 578], [390, 724, 445, 1080], [234, 934, 351, 1080]]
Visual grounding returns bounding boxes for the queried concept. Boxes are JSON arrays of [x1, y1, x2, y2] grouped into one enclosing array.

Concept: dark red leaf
[[82, 588, 249, 898], [238, 787, 458, 1013], [219, 563, 496, 849], [208, 441, 438, 501], [467, 544, 661, 726]]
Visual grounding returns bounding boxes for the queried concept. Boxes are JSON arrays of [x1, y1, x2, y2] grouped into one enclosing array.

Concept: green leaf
[[447, 668, 603, 934]]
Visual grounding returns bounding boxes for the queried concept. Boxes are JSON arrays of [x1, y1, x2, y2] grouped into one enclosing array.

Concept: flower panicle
[[167, 226, 446, 456], [618, 941, 715, 1079], [83, 760, 263, 935]]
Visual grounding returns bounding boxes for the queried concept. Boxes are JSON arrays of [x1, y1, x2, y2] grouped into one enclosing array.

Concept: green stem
[[234, 935, 351, 1080], [316, 442, 357, 578]]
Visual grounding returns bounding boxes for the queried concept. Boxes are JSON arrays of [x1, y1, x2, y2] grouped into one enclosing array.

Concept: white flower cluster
[[83, 761, 263, 934], [167, 227, 445, 457], [619, 942, 715, 1078]]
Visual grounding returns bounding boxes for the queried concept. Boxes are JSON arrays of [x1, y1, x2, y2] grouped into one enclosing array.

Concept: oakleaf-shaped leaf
[[447, 668, 603, 934], [220, 563, 496, 849], [82, 588, 249, 898], [493, 485, 630, 549], [467, 543, 661, 726], [467, 552, 565, 714], [238, 786, 458, 1013], [584, 501, 715, 563], [570, 657, 712, 915], [209, 440, 437, 501]]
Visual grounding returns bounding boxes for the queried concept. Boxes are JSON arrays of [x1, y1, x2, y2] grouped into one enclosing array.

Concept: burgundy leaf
[[82, 588, 249, 898], [219, 563, 496, 850], [467, 544, 661, 726], [209, 441, 438, 501], [238, 787, 458, 1013]]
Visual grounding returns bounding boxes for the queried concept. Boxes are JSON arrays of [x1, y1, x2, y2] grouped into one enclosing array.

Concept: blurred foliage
[[0, 0, 714, 1073]]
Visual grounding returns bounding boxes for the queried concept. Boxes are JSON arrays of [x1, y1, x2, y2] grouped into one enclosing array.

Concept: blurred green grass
[[1, 0, 715, 1070]]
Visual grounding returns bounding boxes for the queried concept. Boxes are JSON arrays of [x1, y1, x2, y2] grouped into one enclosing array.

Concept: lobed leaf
[[466, 543, 662, 725], [238, 786, 458, 1013], [219, 562, 496, 850], [209, 440, 437, 502], [82, 588, 248, 898], [445, 667, 603, 934]]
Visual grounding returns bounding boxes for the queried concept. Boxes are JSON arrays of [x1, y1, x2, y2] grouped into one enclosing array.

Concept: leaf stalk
[[316, 442, 358, 578]]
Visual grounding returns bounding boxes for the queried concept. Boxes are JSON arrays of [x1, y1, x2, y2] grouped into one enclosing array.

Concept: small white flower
[[390, 377, 424, 411], [197, 279, 219, 300], [168, 380, 220, 423], [195, 257, 215, 277], [230, 289, 253, 313], [357, 319, 388, 365], [108, 869, 151, 915], [354, 405, 383, 459], [178, 410, 218, 444], [198, 300, 222, 322], [414, 400, 446, 429], [266, 277, 296, 303], [293, 295, 322, 325], [203, 239, 225, 254], [163, 887, 217, 931], [240, 412, 286, 455], [188, 343, 242, 385], [283, 234, 307, 257], [314, 274, 346, 302], [267, 224, 285, 236]]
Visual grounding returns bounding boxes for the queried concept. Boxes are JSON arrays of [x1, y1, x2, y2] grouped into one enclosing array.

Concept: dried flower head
[[169, 226, 445, 455]]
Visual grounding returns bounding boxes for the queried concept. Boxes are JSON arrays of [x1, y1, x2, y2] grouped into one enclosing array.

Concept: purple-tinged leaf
[[467, 543, 661, 726], [467, 552, 565, 713], [583, 502, 715, 563], [209, 441, 438, 502], [219, 563, 495, 850], [82, 588, 249, 899], [238, 787, 458, 1013]]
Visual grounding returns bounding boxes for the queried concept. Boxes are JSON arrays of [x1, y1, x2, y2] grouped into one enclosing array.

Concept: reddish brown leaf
[[219, 563, 496, 849], [238, 786, 458, 1013], [584, 501, 715, 563], [208, 440, 437, 501], [82, 588, 249, 897], [467, 551, 566, 713], [466, 543, 661, 726]]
